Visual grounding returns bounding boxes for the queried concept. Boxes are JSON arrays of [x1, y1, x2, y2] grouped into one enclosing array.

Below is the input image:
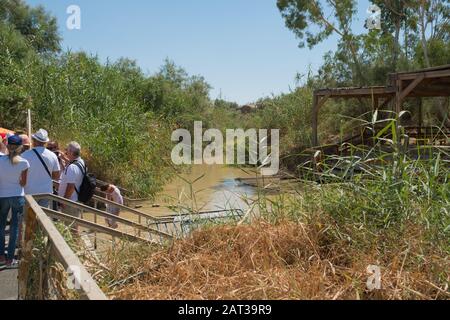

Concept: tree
[[0, 39, 32, 129], [370, 1, 410, 71], [407, 0, 449, 68], [0, 0, 61, 54], [0, 22, 33, 60], [140, 60, 211, 127], [277, 0, 368, 85]]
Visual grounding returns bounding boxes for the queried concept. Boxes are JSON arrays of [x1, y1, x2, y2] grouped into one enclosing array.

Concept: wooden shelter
[[312, 65, 450, 146], [239, 104, 259, 114]]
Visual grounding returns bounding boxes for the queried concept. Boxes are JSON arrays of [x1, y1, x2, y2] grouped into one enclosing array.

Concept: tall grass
[[96, 113, 449, 300], [299, 113, 449, 235], [0, 44, 218, 196]]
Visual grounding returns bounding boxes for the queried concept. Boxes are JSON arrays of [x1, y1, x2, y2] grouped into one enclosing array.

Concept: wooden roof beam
[[315, 87, 394, 97], [397, 69, 450, 80], [399, 73, 425, 102]]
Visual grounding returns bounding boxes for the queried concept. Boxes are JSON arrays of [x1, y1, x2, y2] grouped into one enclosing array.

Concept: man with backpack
[[58, 142, 86, 222], [22, 129, 61, 208]]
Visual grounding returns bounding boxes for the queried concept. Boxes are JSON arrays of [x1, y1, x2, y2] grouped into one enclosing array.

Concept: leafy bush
[[0, 25, 217, 196]]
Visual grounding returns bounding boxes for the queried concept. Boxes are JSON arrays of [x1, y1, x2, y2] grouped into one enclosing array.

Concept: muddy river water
[[139, 164, 258, 216], [81, 163, 287, 252]]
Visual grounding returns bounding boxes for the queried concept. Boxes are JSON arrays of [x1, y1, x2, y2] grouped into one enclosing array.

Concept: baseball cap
[[8, 135, 23, 146]]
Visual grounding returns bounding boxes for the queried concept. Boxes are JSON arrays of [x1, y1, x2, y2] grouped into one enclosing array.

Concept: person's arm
[[116, 190, 124, 206], [59, 159, 67, 171], [52, 170, 61, 181], [64, 183, 76, 199], [61, 165, 77, 207], [20, 169, 28, 187], [59, 152, 69, 166], [51, 153, 61, 181]]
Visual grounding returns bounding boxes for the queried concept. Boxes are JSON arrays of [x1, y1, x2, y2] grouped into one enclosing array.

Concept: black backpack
[[70, 160, 96, 204]]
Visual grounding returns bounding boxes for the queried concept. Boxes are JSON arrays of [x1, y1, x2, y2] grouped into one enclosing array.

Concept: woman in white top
[[0, 135, 29, 267]]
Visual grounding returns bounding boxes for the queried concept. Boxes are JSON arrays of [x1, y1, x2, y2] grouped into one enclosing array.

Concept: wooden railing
[[19, 195, 108, 300], [18, 192, 175, 300], [94, 179, 151, 206], [18, 191, 244, 299], [148, 209, 245, 239], [33, 193, 172, 242]]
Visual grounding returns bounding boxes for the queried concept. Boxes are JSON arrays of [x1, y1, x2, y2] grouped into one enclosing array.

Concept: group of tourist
[[0, 129, 123, 268]]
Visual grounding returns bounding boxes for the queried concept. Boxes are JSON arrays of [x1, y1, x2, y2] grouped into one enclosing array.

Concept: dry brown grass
[[100, 219, 449, 300]]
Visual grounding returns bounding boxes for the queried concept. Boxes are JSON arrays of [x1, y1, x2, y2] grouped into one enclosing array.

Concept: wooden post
[[312, 94, 319, 147], [27, 109, 32, 143], [311, 93, 330, 146], [37, 231, 46, 300], [394, 78, 403, 147], [93, 199, 97, 250], [374, 97, 379, 110], [395, 79, 403, 115], [418, 98, 423, 137], [138, 215, 142, 238], [18, 206, 38, 300]]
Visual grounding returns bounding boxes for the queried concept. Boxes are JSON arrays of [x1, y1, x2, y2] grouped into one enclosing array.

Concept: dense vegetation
[[98, 118, 448, 300], [247, 0, 450, 155], [2, 1, 448, 190], [1, 0, 449, 299], [0, 0, 235, 196]]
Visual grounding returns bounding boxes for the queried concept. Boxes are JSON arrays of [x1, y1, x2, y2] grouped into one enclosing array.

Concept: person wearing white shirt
[[57, 142, 84, 227], [100, 184, 123, 229], [0, 135, 29, 267], [22, 129, 61, 208]]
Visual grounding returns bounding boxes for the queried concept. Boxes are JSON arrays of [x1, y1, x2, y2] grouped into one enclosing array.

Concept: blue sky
[[26, 0, 371, 104]]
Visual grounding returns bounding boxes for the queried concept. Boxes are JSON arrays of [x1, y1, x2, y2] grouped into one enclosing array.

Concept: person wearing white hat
[[22, 129, 61, 208]]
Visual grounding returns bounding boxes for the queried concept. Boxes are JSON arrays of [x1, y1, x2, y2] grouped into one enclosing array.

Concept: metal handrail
[[33, 193, 172, 239], [41, 207, 157, 243]]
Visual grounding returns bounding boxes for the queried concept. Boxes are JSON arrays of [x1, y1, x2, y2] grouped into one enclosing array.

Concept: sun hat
[[8, 135, 23, 146], [31, 129, 50, 143]]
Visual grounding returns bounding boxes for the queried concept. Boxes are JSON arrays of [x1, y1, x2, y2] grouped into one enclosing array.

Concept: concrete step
[[0, 269, 18, 300]]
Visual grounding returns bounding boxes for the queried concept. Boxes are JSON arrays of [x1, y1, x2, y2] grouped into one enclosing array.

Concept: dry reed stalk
[[94, 219, 447, 300]]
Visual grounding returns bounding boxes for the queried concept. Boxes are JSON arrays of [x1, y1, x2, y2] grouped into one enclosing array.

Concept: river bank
[[89, 148, 449, 300]]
